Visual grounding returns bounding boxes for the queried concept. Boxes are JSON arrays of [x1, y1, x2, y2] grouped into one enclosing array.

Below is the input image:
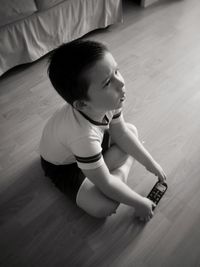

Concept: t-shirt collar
[[78, 110, 109, 126]]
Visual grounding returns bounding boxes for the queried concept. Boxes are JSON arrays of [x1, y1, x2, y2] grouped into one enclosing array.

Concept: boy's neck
[[77, 109, 107, 124]]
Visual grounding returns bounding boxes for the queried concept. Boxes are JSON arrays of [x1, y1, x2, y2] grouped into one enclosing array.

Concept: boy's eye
[[115, 66, 120, 74], [104, 79, 111, 87], [103, 68, 119, 88]]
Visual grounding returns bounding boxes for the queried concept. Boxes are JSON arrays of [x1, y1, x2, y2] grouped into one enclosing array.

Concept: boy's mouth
[[120, 94, 126, 102]]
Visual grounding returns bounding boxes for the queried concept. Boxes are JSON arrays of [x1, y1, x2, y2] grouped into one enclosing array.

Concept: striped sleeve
[[70, 133, 105, 170], [75, 152, 104, 170]]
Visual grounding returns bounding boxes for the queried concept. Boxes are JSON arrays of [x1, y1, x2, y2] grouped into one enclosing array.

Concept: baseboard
[[141, 0, 159, 7]]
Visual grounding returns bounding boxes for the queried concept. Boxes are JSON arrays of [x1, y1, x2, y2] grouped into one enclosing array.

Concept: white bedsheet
[[0, 0, 122, 76]]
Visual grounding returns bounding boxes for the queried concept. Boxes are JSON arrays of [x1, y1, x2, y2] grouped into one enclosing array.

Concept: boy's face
[[84, 52, 125, 113]]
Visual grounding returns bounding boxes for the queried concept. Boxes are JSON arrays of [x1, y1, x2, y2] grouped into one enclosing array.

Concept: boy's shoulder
[[55, 104, 102, 140]]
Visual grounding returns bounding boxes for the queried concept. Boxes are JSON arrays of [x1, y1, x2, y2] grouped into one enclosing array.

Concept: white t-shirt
[[40, 104, 122, 170]]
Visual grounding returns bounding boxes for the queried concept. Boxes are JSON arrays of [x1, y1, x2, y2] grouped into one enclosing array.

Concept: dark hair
[[48, 39, 109, 105]]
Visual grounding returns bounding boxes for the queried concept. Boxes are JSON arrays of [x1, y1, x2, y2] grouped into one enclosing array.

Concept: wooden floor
[[1, 0, 200, 266]]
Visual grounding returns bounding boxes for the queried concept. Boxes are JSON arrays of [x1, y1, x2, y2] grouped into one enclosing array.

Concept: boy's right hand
[[135, 197, 156, 222]]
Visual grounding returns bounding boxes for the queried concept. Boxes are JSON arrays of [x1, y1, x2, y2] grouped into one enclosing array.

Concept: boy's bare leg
[[76, 123, 138, 218], [103, 144, 133, 184], [104, 122, 138, 183], [76, 145, 133, 218]]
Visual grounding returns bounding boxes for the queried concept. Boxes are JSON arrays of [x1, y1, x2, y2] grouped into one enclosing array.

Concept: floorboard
[[1, 0, 200, 266]]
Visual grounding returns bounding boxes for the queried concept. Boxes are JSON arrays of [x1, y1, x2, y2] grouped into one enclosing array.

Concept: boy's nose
[[116, 77, 125, 92]]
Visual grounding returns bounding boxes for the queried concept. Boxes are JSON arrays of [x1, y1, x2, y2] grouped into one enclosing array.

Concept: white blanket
[[0, 0, 122, 76]]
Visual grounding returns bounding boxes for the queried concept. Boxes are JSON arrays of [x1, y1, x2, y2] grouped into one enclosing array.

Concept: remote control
[[147, 181, 168, 209]]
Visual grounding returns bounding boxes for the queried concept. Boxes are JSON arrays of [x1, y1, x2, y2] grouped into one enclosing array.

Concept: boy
[[40, 39, 166, 221]]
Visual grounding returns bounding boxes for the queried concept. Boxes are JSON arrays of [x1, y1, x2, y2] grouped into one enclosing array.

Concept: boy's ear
[[73, 100, 87, 111]]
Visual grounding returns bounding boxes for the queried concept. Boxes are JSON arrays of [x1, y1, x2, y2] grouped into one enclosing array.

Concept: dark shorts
[[40, 131, 110, 203]]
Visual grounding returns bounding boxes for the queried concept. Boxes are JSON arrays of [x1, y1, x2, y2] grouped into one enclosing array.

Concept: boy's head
[[48, 39, 109, 106]]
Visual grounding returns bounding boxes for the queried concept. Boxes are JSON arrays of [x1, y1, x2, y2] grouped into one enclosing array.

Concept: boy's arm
[[109, 117, 166, 182], [82, 162, 154, 218]]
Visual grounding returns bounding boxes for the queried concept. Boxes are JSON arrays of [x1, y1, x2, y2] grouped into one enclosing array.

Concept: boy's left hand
[[146, 161, 167, 183]]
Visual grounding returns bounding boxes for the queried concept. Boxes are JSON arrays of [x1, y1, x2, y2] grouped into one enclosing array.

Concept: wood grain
[[1, 0, 200, 266]]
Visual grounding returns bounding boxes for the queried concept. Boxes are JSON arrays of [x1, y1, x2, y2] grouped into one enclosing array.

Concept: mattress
[[0, 0, 122, 76]]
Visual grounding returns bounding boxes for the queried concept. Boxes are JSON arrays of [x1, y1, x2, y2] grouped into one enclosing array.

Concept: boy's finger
[[152, 203, 156, 210], [158, 176, 166, 183]]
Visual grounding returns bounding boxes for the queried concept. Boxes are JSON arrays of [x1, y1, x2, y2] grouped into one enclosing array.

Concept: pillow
[[34, 0, 65, 11], [0, 0, 37, 27]]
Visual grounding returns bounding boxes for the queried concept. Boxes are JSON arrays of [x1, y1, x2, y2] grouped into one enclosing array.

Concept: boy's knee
[[126, 123, 139, 138], [86, 201, 119, 218], [92, 206, 118, 218], [104, 144, 130, 171], [76, 178, 119, 218]]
